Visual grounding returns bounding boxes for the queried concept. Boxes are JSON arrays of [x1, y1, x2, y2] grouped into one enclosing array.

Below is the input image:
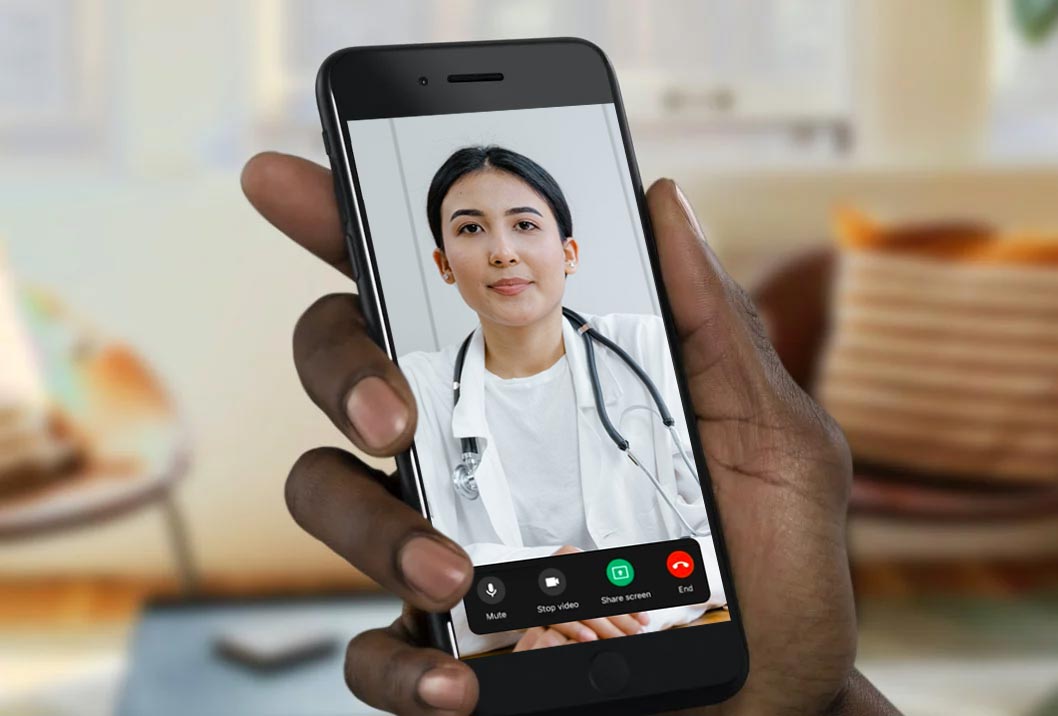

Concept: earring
[[443, 271, 453, 281], [567, 261, 576, 268]]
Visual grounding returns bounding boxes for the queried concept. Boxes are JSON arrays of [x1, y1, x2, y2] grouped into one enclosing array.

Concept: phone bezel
[[316, 37, 748, 715]]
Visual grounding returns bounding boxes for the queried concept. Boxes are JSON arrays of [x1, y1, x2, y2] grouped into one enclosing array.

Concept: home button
[[588, 651, 630, 696]]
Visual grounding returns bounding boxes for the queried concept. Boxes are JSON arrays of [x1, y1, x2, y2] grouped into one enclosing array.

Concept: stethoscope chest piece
[[450, 333, 483, 501], [452, 444, 481, 500]]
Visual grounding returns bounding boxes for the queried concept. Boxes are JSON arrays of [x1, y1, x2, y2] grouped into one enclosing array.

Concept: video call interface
[[346, 103, 730, 658]]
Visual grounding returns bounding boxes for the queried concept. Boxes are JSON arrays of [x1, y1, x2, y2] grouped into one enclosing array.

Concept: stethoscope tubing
[[447, 308, 707, 537]]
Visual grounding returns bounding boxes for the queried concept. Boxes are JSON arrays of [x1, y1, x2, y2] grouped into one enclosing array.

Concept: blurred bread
[[0, 242, 79, 494], [817, 209, 1058, 484]]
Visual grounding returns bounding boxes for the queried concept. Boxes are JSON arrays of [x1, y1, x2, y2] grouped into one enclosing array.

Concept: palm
[[698, 415, 854, 715], [657, 188, 856, 715]]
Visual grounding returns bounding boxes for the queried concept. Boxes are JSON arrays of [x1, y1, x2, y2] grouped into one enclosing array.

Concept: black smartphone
[[317, 38, 747, 715]]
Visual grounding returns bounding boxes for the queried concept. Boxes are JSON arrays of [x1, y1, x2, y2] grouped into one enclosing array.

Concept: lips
[[488, 277, 532, 296]]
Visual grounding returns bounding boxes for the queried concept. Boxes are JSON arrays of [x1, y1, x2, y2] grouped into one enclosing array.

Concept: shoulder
[[397, 343, 462, 426], [398, 343, 460, 395], [584, 311, 667, 343], [580, 312, 674, 372]]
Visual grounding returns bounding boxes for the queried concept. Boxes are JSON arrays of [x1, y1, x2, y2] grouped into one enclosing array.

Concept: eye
[[457, 223, 482, 234], [515, 220, 538, 231]]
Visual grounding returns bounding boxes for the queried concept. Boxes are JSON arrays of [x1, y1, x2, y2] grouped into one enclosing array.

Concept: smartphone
[[317, 38, 747, 715]]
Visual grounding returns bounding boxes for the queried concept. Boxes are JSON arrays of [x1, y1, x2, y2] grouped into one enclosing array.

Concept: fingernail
[[579, 627, 597, 641], [345, 376, 408, 449], [635, 612, 651, 626], [672, 180, 703, 235], [400, 536, 470, 603], [418, 666, 470, 711]]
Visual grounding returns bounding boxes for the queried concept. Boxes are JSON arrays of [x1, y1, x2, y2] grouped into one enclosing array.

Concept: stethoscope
[[450, 307, 706, 537]]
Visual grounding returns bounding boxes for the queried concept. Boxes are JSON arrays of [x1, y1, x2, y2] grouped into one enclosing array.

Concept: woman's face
[[433, 169, 578, 329]]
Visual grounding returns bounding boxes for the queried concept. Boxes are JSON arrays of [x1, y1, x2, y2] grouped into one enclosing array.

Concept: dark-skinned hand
[[241, 151, 900, 716]]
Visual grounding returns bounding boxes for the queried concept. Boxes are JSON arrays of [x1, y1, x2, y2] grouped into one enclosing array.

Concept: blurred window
[[0, 0, 109, 160], [989, 0, 1058, 160], [255, 0, 853, 163]]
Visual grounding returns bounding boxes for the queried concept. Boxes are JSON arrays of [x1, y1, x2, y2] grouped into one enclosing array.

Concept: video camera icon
[[538, 567, 567, 596]]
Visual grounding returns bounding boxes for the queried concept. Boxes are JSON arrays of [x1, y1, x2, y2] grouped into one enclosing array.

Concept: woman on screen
[[398, 145, 726, 655]]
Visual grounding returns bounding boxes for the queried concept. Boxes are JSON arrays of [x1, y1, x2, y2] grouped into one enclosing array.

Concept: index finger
[[241, 151, 352, 277]]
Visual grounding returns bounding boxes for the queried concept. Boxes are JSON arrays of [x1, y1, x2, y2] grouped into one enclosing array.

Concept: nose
[[488, 233, 520, 267]]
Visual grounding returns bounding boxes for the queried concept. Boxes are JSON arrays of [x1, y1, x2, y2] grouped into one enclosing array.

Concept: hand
[[514, 611, 651, 651], [531, 545, 649, 647], [241, 152, 898, 715]]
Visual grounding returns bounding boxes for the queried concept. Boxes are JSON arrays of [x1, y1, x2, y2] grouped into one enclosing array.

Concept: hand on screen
[[513, 611, 651, 651], [526, 545, 649, 648], [241, 152, 897, 716]]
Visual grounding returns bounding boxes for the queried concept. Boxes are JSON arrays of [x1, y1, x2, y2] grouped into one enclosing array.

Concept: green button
[[606, 558, 635, 587]]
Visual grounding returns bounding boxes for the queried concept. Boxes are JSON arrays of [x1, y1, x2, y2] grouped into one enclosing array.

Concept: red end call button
[[666, 550, 695, 579]]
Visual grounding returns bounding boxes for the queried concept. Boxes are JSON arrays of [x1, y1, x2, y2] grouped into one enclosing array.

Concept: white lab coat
[[399, 312, 727, 656]]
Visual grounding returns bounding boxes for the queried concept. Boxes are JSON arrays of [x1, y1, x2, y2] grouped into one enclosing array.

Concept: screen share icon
[[606, 558, 635, 587]]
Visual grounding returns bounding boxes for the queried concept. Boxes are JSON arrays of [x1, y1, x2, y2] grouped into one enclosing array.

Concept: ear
[[563, 238, 579, 275], [433, 248, 456, 284]]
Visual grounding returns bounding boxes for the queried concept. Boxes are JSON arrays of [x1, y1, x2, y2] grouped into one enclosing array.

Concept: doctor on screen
[[398, 145, 727, 655]]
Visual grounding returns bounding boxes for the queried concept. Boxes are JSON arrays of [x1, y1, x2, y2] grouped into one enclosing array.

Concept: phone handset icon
[[666, 550, 695, 578]]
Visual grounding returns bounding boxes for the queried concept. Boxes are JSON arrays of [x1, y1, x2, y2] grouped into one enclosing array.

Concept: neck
[[482, 306, 565, 379]]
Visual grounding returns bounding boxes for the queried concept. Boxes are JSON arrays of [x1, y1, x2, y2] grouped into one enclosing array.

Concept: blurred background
[[2, 1, 1057, 714]]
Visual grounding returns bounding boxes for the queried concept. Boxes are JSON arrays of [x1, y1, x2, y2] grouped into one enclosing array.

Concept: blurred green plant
[[1014, 0, 1058, 42]]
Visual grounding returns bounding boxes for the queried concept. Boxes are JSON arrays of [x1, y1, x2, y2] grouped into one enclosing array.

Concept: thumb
[[645, 178, 777, 400], [646, 178, 852, 517]]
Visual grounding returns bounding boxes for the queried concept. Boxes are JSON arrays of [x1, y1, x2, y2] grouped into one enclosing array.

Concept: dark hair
[[426, 145, 572, 251]]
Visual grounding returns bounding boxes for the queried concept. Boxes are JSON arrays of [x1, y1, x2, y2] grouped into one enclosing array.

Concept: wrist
[[823, 669, 902, 716]]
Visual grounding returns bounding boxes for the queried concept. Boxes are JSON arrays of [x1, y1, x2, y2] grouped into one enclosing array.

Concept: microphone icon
[[477, 576, 505, 604]]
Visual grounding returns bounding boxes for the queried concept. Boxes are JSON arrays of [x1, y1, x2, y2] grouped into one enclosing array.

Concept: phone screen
[[346, 103, 729, 659]]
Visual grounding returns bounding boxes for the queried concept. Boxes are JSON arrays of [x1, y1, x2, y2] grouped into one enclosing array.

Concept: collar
[[450, 326, 489, 440], [450, 311, 624, 441]]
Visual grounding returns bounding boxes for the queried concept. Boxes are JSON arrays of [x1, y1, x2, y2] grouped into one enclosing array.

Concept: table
[[0, 285, 196, 590]]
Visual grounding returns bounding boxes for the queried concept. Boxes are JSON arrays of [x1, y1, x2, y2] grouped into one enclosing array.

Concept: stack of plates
[[818, 210, 1058, 488]]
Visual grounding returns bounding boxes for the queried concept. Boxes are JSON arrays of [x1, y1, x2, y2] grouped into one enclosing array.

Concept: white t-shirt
[[483, 354, 597, 551]]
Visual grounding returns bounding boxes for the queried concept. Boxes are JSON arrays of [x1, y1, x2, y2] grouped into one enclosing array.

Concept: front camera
[[418, 76, 428, 86]]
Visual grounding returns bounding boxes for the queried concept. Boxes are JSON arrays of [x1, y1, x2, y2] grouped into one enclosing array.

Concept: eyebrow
[[448, 206, 543, 221]]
